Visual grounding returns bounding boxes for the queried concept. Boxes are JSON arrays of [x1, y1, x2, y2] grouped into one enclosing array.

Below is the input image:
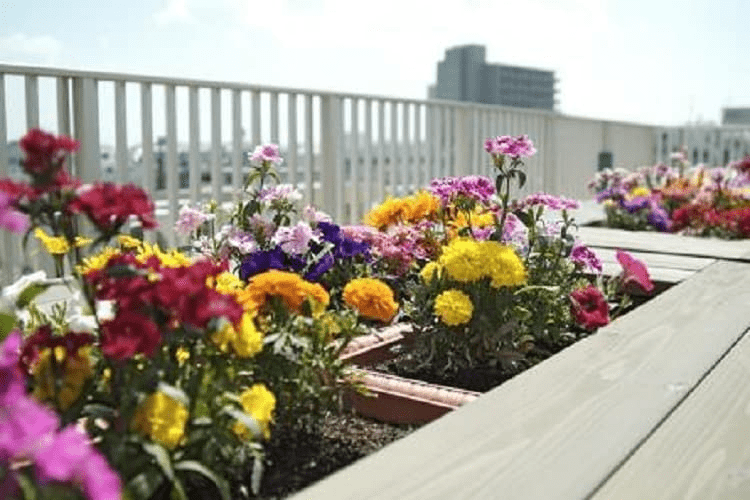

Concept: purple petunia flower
[[647, 206, 672, 232], [619, 196, 650, 213], [239, 247, 286, 280], [304, 253, 335, 282]]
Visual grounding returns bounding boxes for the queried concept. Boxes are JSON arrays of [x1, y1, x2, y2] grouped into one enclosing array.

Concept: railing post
[[320, 95, 342, 219], [452, 105, 474, 176], [72, 77, 100, 183]]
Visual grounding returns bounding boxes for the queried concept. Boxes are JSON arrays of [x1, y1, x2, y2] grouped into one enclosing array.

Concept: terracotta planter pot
[[339, 323, 415, 365], [345, 368, 480, 425]]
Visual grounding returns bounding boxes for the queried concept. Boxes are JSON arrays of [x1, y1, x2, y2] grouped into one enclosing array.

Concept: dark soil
[[255, 412, 418, 499]]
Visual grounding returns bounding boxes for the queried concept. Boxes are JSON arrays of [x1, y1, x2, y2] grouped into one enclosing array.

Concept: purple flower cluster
[[484, 134, 537, 159], [569, 241, 603, 273], [249, 144, 283, 165], [0, 332, 121, 500], [514, 192, 580, 211], [428, 175, 496, 205], [239, 221, 370, 282]]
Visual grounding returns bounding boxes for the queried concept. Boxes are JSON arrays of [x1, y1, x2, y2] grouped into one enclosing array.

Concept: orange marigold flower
[[342, 277, 399, 323], [237, 270, 329, 315]]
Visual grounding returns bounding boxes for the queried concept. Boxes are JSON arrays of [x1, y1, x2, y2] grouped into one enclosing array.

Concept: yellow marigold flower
[[212, 312, 264, 358], [117, 234, 143, 250], [403, 191, 440, 223], [76, 246, 121, 275], [238, 270, 329, 316], [131, 390, 189, 450], [32, 346, 93, 411], [342, 277, 399, 323], [438, 238, 485, 283], [434, 289, 474, 326], [364, 197, 407, 229], [233, 384, 276, 441], [480, 241, 527, 288], [34, 228, 70, 255], [420, 261, 442, 283]]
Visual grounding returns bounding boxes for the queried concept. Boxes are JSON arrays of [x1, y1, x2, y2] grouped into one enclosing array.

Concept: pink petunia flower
[[616, 249, 654, 293]]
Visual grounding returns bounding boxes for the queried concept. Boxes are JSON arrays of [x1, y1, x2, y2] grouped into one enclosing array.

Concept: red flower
[[570, 285, 610, 330], [19, 128, 80, 178], [616, 249, 654, 293], [100, 311, 161, 360], [732, 155, 750, 175], [19, 325, 95, 374], [68, 182, 158, 233]]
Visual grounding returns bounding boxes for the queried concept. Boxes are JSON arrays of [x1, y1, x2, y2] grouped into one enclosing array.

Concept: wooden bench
[[291, 228, 750, 499]]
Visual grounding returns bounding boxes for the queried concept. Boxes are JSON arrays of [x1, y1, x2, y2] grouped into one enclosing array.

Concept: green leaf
[[516, 170, 527, 190], [124, 470, 166, 500], [142, 442, 175, 481], [16, 471, 37, 500], [0, 313, 17, 339], [15, 283, 51, 309], [174, 460, 231, 500]]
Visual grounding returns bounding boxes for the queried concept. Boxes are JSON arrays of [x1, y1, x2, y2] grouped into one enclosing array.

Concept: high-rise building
[[722, 107, 750, 126], [429, 44, 557, 110]]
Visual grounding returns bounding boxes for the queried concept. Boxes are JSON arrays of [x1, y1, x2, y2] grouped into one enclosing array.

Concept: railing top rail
[[0, 62, 560, 117]]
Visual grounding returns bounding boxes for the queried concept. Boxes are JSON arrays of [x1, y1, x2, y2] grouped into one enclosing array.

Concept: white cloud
[[152, 0, 194, 25], [0, 34, 64, 66]]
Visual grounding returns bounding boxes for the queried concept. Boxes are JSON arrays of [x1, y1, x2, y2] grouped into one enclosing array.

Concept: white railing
[[0, 63, 660, 284], [658, 125, 750, 166]]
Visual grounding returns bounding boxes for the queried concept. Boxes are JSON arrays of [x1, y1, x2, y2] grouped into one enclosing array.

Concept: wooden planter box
[[291, 228, 750, 500]]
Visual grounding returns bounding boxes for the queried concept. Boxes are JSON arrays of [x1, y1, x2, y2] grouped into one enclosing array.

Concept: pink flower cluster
[[569, 241, 602, 273], [484, 134, 537, 159], [514, 192, 581, 211], [0, 332, 121, 500], [343, 223, 437, 276], [258, 184, 302, 204], [249, 144, 283, 165], [174, 204, 212, 236], [428, 175, 496, 205], [0, 190, 29, 234]]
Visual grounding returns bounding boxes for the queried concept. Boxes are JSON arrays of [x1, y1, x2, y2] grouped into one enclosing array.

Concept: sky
[[0, 0, 748, 137]]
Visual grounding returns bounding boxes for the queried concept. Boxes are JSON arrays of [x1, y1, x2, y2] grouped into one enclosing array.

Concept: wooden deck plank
[[291, 260, 750, 500], [592, 247, 715, 284], [591, 326, 750, 499], [576, 226, 750, 261], [600, 262, 694, 285]]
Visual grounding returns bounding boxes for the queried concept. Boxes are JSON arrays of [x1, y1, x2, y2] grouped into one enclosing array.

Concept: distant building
[[429, 44, 557, 110], [722, 107, 750, 126]]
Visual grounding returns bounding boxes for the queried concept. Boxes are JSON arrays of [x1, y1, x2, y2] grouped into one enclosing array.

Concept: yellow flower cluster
[[238, 270, 329, 316], [77, 246, 121, 275], [233, 383, 276, 441], [420, 261, 442, 283], [342, 277, 399, 323], [433, 289, 474, 326], [34, 228, 69, 255], [438, 238, 526, 288], [447, 208, 496, 237], [626, 186, 651, 199], [211, 271, 246, 296], [131, 390, 189, 450], [135, 241, 192, 268], [364, 191, 439, 229], [32, 346, 94, 411], [211, 311, 264, 358]]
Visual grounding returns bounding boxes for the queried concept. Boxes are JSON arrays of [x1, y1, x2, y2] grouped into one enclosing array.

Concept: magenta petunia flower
[[616, 249, 654, 293], [570, 241, 603, 274]]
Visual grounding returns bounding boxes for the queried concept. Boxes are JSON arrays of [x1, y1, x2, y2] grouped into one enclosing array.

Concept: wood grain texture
[[592, 247, 715, 284], [576, 226, 750, 261], [591, 325, 750, 499], [291, 260, 750, 500]]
